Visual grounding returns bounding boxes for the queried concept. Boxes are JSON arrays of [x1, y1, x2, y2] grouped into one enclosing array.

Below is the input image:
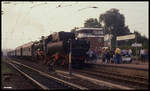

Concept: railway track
[[84, 68, 148, 82], [56, 70, 134, 90], [5, 57, 148, 89], [55, 68, 148, 89], [6, 62, 49, 90], [85, 63, 148, 80], [4, 57, 134, 90], [3, 60, 87, 90], [55, 64, 148, 89], [76, 68, 148, 89]]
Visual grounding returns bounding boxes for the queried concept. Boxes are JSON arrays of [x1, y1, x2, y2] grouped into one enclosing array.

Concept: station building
[[76, 28, 105, 52]]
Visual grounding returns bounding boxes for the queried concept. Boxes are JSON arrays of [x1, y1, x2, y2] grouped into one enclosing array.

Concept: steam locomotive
[[7, 31, 90, 67]]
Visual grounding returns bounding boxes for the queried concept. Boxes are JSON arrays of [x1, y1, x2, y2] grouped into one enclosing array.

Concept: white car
[[122, 55, 132, 63]]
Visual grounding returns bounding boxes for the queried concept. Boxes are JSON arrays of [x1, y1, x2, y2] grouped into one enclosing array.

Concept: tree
[[70, 27, 79, 37], [134, 31, 149, 49], [99, 8, 132, 48], [70, 27, 79, 33], [84, 18, 101, 28], [118, 30, 149, 49], [99, 8, 130, 36]]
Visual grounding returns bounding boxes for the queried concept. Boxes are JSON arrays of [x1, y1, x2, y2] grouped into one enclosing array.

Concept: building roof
[[21, 41, 34, 48], [76, 28, 103, 33], [77, 33, 104, 38], [16, 46, 22, 50]]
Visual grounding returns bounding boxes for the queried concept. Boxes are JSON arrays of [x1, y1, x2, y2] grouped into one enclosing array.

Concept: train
[[7, 31, 90, 68]]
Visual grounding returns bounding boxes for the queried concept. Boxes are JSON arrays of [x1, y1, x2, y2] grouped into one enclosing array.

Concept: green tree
[[70, 27, 79, 33], [99, 8, 130, 36], [84, 18, 101, 28], [70, 27, 79, 37], [99, 8, 131, 48], [134, 31, 149, 49], [118, 31, 149, 49]]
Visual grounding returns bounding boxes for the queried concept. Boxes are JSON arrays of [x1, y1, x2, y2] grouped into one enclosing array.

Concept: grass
[[1, 60, 12, 86], [2, 63, 12, 74]]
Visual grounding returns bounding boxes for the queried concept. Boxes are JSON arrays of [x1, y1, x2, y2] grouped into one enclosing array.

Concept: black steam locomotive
[[7, 31, 90, 67]]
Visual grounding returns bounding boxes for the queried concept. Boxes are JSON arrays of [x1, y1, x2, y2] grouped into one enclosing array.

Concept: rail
[[5, 58, 88, 90]]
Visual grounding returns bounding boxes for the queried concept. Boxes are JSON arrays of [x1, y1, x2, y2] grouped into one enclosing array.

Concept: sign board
[[131, 43, 142, 47], [116, 34, 135, 41]]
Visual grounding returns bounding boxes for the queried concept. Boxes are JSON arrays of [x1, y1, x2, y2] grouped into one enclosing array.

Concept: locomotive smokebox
[[47, 39, 90, 56], [47, 41, 69, 55]]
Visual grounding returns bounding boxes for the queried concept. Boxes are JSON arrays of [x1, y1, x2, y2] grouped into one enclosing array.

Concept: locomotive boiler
[[44, 32, 90, 66]]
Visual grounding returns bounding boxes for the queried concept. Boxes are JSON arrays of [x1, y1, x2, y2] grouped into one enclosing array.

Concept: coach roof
[[21, 41, 34, 48]]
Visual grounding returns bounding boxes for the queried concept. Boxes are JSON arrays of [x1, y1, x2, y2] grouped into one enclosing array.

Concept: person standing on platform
[[128, 49, 132, 56], [110, 49, 115, 63], [115, 48, 122, 64], [86, 49, 90, 62], [102, 48, 106, 64], [106, 49, 111, 63], [140, 48, 145, 62], [122, 49, 127, 56], [90, 50, 93, 61]]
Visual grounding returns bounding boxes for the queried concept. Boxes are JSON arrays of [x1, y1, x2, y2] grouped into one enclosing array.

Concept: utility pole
[[69, 39, 72, 77]]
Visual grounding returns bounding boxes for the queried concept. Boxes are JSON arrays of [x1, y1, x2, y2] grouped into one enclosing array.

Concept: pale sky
[[2, 1, 149, 50]]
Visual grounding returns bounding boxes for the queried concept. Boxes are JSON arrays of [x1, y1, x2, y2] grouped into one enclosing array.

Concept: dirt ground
[[2, 60, 38, 90]]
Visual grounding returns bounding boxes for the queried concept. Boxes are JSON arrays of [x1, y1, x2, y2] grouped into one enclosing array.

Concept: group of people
[[101, 47, 149, 64], [86, 49, 99, 63], [102, 48, 133, 64], [121, 49, 132, 56], [102, 48, 115, 64], [85, 47, 149, 64], [86, 47, 133, 64]]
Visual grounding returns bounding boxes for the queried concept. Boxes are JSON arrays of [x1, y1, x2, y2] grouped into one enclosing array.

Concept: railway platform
[[92, 59, 149, 71]]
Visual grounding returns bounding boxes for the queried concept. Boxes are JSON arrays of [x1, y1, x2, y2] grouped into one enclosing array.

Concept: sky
[[2, 1, 149, 50]]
